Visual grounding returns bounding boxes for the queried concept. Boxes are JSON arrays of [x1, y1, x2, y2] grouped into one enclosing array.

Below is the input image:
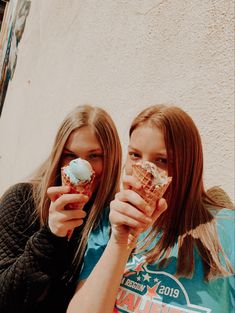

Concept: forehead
[[65, 126, 102, 151], [130, 125, 166, 153]]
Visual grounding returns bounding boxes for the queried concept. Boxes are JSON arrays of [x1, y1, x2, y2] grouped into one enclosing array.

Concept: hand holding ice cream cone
[[61, 158, 95, 239], [127, 160, 172, 248], [47, 186, 88, 238]]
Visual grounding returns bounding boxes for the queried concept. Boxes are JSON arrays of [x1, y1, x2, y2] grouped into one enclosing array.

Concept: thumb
[[151, 198, 168, 221]]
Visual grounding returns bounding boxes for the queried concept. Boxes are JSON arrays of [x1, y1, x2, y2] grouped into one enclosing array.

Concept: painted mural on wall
[[0, 0, 31, 117]]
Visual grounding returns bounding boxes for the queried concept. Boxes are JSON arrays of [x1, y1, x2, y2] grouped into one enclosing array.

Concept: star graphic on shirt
[[146, 284, 162, 300], [137, 276, 141, 281], [134, 261, 145, 273], [124, 260, 145, 279], [142, 272, 151, 281], [125, 255, 146, 273]]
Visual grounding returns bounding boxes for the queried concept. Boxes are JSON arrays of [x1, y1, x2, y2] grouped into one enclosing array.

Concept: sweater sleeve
[[0, 183, 70, 312]]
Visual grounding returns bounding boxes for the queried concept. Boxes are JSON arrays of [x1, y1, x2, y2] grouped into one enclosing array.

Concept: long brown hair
[[30, 104, 122, 275], [130, 104, 233, 280]]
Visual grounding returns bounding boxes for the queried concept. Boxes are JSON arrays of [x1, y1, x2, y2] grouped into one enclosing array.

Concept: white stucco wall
[[0, 0, 234, 201]]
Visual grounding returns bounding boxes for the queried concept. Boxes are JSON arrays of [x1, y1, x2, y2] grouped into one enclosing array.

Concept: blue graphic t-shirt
[[79, 209, 235, 313]]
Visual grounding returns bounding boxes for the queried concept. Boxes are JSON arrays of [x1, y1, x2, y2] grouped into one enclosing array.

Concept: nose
[[76, 155, 89, 163], [141, 156, 152, 163]]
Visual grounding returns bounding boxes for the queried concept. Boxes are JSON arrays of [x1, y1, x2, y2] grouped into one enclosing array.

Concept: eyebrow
[[128, 145, 167, 157], [63, 148, 103, 153], [128, 145, 140, 152], [88, 149, 103, 153]]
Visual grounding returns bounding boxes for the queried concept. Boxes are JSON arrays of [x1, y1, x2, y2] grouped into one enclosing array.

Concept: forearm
[[0, 183, 69, 311], [67, 237, 131, 313], [0, 225, 69, 311]]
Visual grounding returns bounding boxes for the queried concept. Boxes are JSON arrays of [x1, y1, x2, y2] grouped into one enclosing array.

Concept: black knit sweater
[[0, 183, 82, 313]]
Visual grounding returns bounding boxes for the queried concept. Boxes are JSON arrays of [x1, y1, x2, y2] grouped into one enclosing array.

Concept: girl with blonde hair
[[0, 104, 122, 313], [68, 104, 234, 313]]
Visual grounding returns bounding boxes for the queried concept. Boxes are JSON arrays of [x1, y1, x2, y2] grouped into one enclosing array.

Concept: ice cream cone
[[61, 158, 95, 239], [127, 161, 172, 249], [132, 161, 172, 212], [61, 168, 94, 197]]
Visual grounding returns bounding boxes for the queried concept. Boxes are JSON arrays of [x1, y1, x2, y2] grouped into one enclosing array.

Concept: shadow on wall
[[0, 0, 31, 117]]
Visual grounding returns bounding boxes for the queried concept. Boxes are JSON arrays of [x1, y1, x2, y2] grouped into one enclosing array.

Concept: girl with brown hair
[[68, 104, 234, 313], [0, 104, 122, 313]]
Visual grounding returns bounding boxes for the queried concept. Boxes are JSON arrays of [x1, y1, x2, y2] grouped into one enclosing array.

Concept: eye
[[156, 158, 167, 164], [88, 153, 104, 160], [64, 152, 76, 159], [128, 151, 141, 161], [61, 152, 77, 165], [155, 158, 168, 170]]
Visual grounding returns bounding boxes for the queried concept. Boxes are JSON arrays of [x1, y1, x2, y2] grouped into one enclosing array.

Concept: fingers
[[47, 186, 89, 237], [115, 189, 152, 215], [110, 208, 148, 230], [47, 185, 89, 212], [110, 197, 152, 229], [110, 189, 166, 232], [48, 207, 87, 237], [55, 193, 88, 211], [51, 209, 87, 229], [50, 211, 87, 237], [47, 186, 71, 201], [110, 194, 168, 231], [54, 208, 87, 222]]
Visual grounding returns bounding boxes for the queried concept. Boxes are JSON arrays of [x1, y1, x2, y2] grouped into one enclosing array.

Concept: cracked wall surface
[[0, 0, 234, 202]]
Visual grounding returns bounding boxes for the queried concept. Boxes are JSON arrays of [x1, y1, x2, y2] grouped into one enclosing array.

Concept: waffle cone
[[61, 167, 94, 197], [132, 162, 172, 212]]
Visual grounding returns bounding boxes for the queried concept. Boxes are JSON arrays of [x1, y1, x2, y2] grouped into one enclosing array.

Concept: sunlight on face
[[61, 126, 104, 193], [125, 125, 168, 174]]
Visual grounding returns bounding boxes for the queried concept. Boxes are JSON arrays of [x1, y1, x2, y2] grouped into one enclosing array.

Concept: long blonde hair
[[131, 104, 234, 280], [30, 104, 122, 277]]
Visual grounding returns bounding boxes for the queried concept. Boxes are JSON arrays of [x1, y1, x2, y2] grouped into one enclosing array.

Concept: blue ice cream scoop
[[64, 158, 93, 185]]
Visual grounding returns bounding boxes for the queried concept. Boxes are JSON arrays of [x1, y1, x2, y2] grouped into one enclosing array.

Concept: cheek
[[125, 156, 133, 175], [91, 161, 103, 181], [90, 162, 103, 194], [60, 156, 73, 168]]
